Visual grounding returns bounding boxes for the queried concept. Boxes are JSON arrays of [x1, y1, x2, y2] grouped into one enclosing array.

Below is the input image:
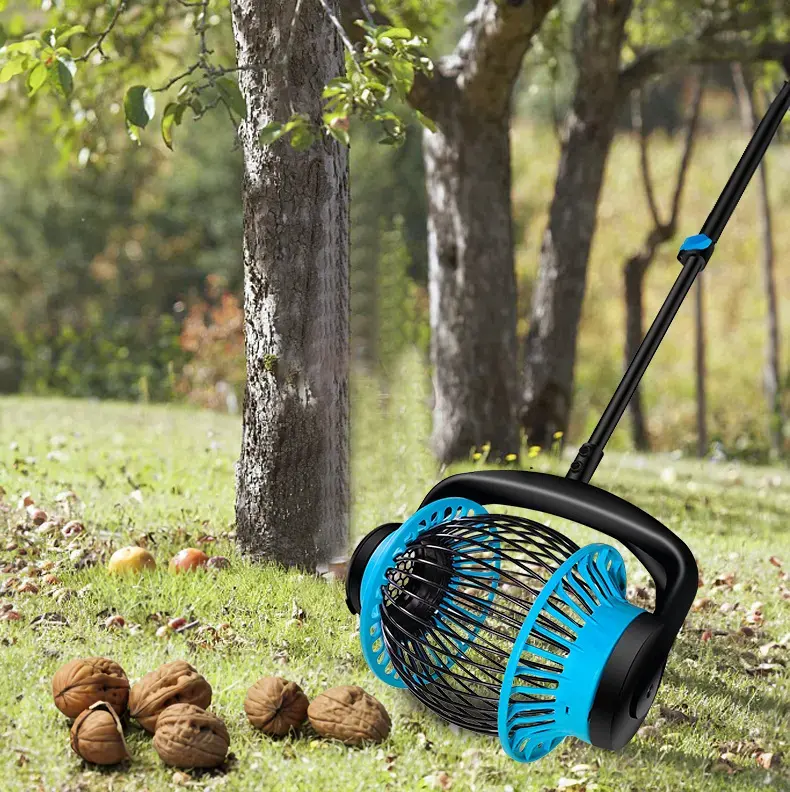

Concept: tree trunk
[[425, 100, 519, 463], [520, 0, 633, 448], [624, 256, 651, 450], [230, 0, 349, 568], [732, 64, 783, 457], [695, 274, 707, 457]]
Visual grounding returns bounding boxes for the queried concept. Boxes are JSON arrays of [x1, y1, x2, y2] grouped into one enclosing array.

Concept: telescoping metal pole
[[567, 80, 790, 484]]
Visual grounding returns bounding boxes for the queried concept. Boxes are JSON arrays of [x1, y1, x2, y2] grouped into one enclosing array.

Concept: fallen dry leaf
[[744, 662, 784, 676], [692, 597, 716, 612], [713, 572, 737, 589], [659, 706, 698, 724], [769, 556, 783, 568], [756, 752, 781, 769], [758, 642, 781, 657]]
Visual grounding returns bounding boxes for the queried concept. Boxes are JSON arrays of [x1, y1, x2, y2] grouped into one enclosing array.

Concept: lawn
[[0, 394, 788, 792]]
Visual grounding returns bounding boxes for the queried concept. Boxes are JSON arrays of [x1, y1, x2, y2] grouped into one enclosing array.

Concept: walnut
[[129, 660, 212, 733], [244, 677, 309, 737], [307, 685, 391, 745], [70, 701, 130, 765], [152, 703, 229, 768], [52, 657, 130, 719]]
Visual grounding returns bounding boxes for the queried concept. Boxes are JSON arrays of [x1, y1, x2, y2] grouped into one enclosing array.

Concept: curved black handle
[[420, 470, 698, 651]]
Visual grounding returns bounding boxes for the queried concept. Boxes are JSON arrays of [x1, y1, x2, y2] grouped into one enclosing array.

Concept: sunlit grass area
[[0, 383, 788, 791]]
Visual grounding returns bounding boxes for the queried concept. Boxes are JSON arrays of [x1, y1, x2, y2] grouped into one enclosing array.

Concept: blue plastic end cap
[[679, 233, 712, 253]]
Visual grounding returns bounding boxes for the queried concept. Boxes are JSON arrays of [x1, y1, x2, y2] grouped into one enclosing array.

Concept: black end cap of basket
[[588, 612, 667, 751], [345, 522, 402, 615]]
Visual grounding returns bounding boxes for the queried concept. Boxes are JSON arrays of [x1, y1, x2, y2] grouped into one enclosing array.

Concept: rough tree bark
[[424, 95, 520, 463], [423, 0, 558, 464], [623, 76, 703, 451], [520, 0, 633, 448], [231, 0, 349, 568], [732, 63, 784, 458]]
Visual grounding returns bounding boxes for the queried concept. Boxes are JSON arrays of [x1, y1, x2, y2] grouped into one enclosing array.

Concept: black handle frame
[[567, 80, 790, 484], [420, 469, 698, 653]]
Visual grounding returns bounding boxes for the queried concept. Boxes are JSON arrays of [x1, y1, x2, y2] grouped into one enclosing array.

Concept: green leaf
[[390, 59, 415, 90], [26, 61, 48, 95], [161, 101, 187, 150], [0, 57, 26, 83], [290, 125, 316, 151], [379, 27, 412, 40], [54, 24, 86, 45], [55, 57, 74, 97], [258, 122, 284, 146], [124, 85, 155, 128], [416, 110, 437, 133], [6, 40, 41, 56], [327, 124, 350, 146], [0, 23, 7, 48], [216, 76, 247, 119]]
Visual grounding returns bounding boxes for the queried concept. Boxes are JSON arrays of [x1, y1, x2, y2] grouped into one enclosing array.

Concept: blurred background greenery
[[0, 0, 788, 463]]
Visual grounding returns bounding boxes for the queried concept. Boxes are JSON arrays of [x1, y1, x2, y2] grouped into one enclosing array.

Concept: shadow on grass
[[666, 660, 790, 722]]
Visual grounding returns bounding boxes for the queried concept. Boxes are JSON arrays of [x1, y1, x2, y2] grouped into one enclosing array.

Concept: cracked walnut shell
[[70, 701, 130, 765], [153, 703, 229, 768], [129, 660, 212, 733], [52, 657, 130, 719], [307, 685, 391, 745], [244, 676, 309, 737]]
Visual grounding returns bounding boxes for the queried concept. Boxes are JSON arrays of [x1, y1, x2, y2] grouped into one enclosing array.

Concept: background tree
[[732, 62, 785, 459], [623, 73, 704, 450], [520, 0, 790, 448], [341, 0, 562, 465]]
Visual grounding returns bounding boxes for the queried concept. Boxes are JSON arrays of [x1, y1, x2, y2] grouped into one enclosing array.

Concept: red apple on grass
[[169, 548, 209, 573]]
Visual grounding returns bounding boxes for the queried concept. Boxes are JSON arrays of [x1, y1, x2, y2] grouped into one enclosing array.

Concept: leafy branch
[[259, 21, 435, 152]]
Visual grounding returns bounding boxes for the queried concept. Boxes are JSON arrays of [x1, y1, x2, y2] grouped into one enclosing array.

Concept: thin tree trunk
[[419, 0, 558, 464], [425, 102, 519, 463], [520, 0, 634, 448], [231, 0, 349, 568], [695, 273, 707, 457], [623, 75, 704, 450], [732, 64, 783, 457], [624, 256, 651, 450]]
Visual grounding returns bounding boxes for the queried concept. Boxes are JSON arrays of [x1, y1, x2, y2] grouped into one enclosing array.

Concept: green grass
[[0, 392, 789, 791]]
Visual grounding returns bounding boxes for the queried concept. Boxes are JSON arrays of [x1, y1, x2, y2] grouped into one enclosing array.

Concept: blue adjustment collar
[[679, 233, 712, 253]]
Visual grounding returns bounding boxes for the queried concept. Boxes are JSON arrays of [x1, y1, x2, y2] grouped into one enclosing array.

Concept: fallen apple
[[108, 546, 156, 575], [169, 548, 209, 573]]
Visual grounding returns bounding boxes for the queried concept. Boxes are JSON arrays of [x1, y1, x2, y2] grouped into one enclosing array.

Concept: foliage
[[260, 22, 435, 150], [0, 109, 242, 402], [15, 314, 183, 401], [375, 216, 429, 375], [349, 123, 428, 368], [0, 396, 788, 789], [0, 0, 239, 155], [177, 277, 245, 413], [625, 0, 790, 69]]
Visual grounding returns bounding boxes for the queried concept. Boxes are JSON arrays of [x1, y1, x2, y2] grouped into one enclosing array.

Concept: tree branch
[[668, 71, 704, 226], [619, 37, 790, 94], [335, 0, 448, 118], [633, 88, 661, 229], [449, 0, 560, 118], [76, 0, 127, 63]]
